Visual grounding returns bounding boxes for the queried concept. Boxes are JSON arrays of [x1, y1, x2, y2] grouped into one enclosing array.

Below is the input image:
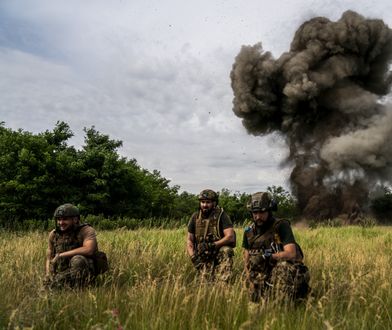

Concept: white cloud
[[1, 0, 391, 193]]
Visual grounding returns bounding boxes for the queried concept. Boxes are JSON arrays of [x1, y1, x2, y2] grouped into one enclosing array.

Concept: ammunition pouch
[[249, 249, 275, 273]]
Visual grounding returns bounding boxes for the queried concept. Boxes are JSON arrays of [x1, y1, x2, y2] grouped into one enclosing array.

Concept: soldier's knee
[[274, 261, 292, 271], [70, 255, 89, 270], [219, 246, 234, 257]]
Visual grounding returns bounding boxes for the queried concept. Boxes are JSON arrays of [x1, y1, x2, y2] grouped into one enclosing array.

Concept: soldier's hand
[[198, 242, 208, 255], [207, 242, 216, 252], [262, 249, 272, 260], [50, 253, 61, 265], [191, 254, 203, 269]]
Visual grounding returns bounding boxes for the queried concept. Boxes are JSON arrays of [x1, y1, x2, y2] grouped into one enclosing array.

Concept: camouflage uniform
[[46, 224, 97, 289], [243, 218, 310, 302], [188, 206, 235, 282]]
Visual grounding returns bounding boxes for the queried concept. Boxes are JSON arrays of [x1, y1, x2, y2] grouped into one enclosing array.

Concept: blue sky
[[1, 0, 391, 193]]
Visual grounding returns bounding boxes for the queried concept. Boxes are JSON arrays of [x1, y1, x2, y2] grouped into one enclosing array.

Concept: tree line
[[0, 122, 390, 229]]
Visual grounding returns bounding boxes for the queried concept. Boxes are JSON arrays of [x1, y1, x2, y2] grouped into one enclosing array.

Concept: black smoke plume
[[231, 11, 392, 221]]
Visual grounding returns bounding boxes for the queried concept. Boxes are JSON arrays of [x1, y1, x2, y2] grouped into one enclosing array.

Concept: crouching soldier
[[44, 203, 108, 289], [243, 192, 310, 302], [186, 189, 236, 282]]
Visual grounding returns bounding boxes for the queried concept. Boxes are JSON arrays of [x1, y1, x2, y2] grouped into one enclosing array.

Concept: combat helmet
[[247, 192, 277, 212], [198, 189, 219, 202], [54, 203, 80, 218]]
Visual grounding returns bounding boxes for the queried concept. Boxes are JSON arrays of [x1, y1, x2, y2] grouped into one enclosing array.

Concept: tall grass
[[0, 226, 391, 329]]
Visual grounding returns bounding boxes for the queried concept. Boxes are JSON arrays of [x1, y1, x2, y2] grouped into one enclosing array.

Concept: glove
[[262, 249, 272, 259], [198, 242, 216, 255], [249, 250, 273, 271], [207, 242, 216, 252], [191, 254, 203, 270]]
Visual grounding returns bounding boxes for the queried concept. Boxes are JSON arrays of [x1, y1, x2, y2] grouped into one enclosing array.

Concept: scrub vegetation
[[2, 121, 392, 230], [1, 225, 391, 329]]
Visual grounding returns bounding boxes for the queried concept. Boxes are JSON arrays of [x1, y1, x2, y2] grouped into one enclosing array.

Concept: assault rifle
[[196, 234, 217, 262], [248, 245, 277, 271]]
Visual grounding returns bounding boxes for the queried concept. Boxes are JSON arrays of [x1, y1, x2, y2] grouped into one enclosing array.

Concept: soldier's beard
[[201, 208, 213, 217], [254, 213, 274, 230], [59, 222, 79, 233]]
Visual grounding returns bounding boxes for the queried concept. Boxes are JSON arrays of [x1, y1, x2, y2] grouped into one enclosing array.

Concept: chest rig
[[195, 207, 224, 244], [54, 224, 89, 253], [246, 219, 285, 257], [53, 224, 89, 272]]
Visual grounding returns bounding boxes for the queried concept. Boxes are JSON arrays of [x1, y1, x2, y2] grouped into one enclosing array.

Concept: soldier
[[243, 192, 310, 302], [45, 203, 108, 289], [186, 189, 236, 282]]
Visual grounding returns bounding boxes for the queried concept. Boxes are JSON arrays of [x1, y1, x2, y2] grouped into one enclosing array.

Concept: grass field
[[0, 225, 391, 329]]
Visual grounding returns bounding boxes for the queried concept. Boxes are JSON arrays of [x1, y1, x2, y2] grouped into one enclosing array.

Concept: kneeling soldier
[[243, 192, 310, 302], [187, 189, 236, 282], [45, 203, 108, 289]]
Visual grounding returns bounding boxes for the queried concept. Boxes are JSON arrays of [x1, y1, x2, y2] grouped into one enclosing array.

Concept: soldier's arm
[[57, 238, 97, 259], [186, 232, 196, 257], [243, 249, 250, 277], [46, 247, 53, 276], [54, 226, 97, 260], [46, 233, 55, 276], [214, 212, 235, 248], [272, 221, 298, 261], [214, 227, 235, 249], [272, 243, 297, 261]]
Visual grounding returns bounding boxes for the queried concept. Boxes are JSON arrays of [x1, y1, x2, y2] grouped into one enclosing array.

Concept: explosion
[[231, 11, 392, 221]]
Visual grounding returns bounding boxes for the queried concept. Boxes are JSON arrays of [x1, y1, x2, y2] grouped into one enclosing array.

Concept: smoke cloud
[[231, 10, 392, 220]]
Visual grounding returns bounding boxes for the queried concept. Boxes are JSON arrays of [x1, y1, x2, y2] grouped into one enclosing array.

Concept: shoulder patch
[[245, 226, 252, 232]]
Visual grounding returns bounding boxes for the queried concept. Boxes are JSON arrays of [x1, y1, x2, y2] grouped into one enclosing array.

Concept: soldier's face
[[252, 211, 269, 226], [200, 199, 215, 214], [57, 217, 78, 232]]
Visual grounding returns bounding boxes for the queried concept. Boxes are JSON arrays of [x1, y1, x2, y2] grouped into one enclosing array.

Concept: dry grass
[[0, 226, 391, 329]]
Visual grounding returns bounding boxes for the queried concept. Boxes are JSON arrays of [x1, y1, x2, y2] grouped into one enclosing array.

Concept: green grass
[[0, 226, 391, 329]]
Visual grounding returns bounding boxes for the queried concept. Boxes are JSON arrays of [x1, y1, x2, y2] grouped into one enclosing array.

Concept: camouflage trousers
[[197, 246, 234, 283], [247, 261, 310, 302], [47, 255, 95, 289]]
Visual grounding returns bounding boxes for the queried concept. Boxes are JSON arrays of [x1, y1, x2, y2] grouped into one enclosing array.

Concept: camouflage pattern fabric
[[270, 261, 310, 300], [197, 246, 234, 283], [248, 260, 310, 302], [47, 255, 95, 289]]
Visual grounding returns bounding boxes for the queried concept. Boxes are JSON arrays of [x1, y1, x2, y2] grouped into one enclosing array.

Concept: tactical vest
[[246, 219, 304, 260], [194, 207, 224, 244], [53, 224, 90, 272], [246, 219, 284, 257], [54, 224, 89, 253]]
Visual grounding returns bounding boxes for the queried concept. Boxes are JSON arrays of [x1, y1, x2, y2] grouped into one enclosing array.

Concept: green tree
[[75, 126, 143, 217], [137, 169, 179, 218], [171, 191, 198, 220], [0, 121, 76, 225], [267, 185, 299, 219], [218, 188, 250, 224]]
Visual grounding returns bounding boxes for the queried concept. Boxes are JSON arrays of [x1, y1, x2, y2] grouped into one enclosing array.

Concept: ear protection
[[269, 199, 278, 212]]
